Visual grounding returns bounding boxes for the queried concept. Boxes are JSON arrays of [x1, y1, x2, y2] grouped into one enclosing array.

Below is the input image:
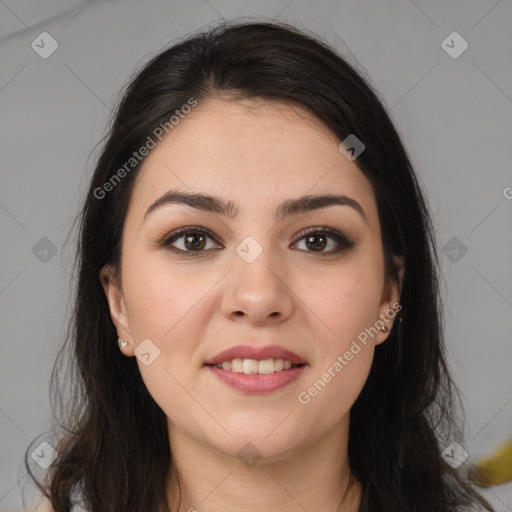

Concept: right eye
[[159, 226, 222, 256]]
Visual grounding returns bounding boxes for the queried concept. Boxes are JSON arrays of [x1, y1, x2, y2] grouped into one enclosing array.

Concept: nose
[[221, 246, 294, 326]]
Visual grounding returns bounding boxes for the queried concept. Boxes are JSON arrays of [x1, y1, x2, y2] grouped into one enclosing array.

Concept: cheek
[[298, 277, 377, 420], [299, 263, 382, 413], [122, 257, 205, 422], [308, 265, 383, 342], [121, 252, 203, 339], [305, 346, 374, 424], [296, 325, 375, 437]]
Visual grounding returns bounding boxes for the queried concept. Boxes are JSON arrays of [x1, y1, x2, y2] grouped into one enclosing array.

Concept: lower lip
[[206, 365, 307, 394]]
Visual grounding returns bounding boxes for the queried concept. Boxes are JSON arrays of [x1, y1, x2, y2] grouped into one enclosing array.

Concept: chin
[[216, 437, 302, 466], [202, 423, 306, 462]]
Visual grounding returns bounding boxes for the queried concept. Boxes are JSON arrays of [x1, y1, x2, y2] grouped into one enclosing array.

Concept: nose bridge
[[222, 233, 294, 323], [234, 233, 283, 293]]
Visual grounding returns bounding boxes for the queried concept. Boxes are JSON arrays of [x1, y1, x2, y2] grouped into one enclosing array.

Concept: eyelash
[[158, 225, 354, 257]]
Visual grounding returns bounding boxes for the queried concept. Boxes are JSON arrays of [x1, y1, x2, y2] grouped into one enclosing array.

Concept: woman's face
[[101, 97, 403, 460]]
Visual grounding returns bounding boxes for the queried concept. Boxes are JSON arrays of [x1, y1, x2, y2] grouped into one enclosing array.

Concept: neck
[[164, 416, 362, 512]]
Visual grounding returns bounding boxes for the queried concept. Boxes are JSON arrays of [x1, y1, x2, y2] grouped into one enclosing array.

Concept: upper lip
[[204, 344, 308, 365]]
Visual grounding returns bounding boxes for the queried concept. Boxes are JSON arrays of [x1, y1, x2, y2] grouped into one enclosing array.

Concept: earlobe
[[99, 264, 134, 355]]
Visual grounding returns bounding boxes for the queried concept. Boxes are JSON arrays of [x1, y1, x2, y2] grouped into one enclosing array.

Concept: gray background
[[1, 1, 511, 510]]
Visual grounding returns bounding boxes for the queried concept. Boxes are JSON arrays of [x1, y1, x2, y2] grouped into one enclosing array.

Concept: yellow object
[[467, 436, 512, 487]]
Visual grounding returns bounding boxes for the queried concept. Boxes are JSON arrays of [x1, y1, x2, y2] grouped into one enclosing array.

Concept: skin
[[100, 97, 404, 512]]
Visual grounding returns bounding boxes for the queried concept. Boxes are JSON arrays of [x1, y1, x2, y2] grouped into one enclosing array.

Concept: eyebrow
[[143, 188, 368, 225]]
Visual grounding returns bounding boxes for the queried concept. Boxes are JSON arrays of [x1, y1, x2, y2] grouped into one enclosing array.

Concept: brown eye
[[160, 226, 221, 256], [182, 233, 206, 251], [292, 227, 354, 254], [159, 225, 354, 257], [304, 233, 327, 252]]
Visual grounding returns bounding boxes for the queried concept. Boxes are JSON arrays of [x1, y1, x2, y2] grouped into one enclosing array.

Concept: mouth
[[203, 344, 308, 393], [204, 343, 308, 367], [204, 358, 306, 374]]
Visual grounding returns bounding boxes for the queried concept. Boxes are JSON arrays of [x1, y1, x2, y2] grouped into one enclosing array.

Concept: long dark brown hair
[[24, 19, 494, 512]]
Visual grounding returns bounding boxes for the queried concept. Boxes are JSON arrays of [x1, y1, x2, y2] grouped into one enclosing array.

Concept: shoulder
[[24, 494, 88, 512], [23, 497, 54, 512]]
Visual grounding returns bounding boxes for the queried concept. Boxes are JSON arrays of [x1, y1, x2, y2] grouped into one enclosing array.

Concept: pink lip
[[206, 365, 307, 394], [204, 344, 307, 366]]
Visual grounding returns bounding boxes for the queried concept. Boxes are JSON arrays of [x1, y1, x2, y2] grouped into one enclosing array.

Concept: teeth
[[212, 358, 300, 374], [231, 359, 242, 372], [242, 358, 258, 374], [258, 359, 274, 374]]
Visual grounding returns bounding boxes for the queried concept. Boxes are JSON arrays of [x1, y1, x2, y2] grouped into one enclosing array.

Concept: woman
[[25, 20, 495, 512]]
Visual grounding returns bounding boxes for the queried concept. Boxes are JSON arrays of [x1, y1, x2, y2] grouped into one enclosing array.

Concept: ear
[[375, 255, 405, 345], [99, 264, 135, 356]]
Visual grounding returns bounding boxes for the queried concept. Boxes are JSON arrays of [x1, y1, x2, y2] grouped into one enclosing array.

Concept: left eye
[[159, 226, 354, 256], [292, 227, 354, 254]]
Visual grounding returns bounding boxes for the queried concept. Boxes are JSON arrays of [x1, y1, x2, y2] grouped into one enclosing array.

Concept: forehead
[[129, 98, 378, 226]]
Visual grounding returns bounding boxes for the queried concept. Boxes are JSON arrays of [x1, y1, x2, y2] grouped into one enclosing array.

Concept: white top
[[70, 483, 87, 512]]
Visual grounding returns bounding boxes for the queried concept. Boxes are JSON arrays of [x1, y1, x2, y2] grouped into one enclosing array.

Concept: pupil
[[306, 234, 326, 251], [185, 234, 205, 251]]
